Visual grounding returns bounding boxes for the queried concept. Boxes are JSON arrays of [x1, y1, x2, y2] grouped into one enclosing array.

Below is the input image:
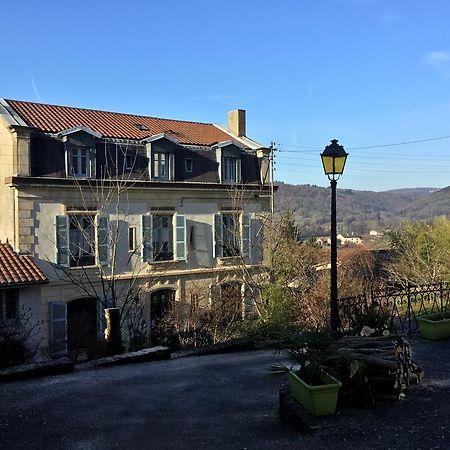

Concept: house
[[0, 99, 273, 357], [316, 236, 331, 247], [337, 234, 363, 246]]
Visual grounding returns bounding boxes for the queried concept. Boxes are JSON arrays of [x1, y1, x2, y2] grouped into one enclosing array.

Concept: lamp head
[[321, 139, 348, 180]]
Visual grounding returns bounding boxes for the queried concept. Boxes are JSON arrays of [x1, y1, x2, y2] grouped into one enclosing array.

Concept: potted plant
[[417, 310, 450, 341], [273, 333, 342, 416]]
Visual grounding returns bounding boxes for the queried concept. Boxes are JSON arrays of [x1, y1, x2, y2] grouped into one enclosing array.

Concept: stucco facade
[[0, 99, 273, 357]]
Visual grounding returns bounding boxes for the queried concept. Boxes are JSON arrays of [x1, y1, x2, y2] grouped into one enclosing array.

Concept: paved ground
[[1, 338, 449, 450]]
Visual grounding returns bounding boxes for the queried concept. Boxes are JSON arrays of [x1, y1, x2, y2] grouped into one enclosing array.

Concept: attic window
[[134, 123, 149, 131]]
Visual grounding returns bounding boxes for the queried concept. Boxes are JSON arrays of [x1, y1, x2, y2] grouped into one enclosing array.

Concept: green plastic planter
[[417, 313, 450, 341], [288, 371, 342, 416]]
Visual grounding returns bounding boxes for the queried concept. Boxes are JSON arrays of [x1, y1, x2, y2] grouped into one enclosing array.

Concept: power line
[[276, 134, 450, 152]]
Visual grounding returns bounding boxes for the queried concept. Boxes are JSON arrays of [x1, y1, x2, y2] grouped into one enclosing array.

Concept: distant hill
[[275, 183, 448, 237]]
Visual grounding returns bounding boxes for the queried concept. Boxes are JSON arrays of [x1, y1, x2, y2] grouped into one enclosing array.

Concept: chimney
[[256, 147, 271, 185], [227, 109, 246, 137]]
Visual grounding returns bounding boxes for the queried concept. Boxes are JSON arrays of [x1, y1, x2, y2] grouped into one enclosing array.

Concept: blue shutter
[[251, 217, 263, 263], [241, 214, 251, 257], [142, 215, 153, 262], [49, 302, 67, 356], [98, 299, 105, 339], [175, 214, 187, 261], [55, 215, 70, 267], [96, 215, 109, 266], [213, 214, 223, 258]]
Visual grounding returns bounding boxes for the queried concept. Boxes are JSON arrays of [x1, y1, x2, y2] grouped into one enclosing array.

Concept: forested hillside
[[276, 183, 449, 237]]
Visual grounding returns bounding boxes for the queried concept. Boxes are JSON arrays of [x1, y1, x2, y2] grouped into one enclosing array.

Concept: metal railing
[[339, 282, 450, 337]]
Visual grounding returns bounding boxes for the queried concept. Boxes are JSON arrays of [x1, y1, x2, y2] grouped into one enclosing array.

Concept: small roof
[[2, 99, 237, 146], [0, 244, 48, 287]]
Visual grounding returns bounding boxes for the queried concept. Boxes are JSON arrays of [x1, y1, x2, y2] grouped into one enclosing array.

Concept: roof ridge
[[5, 98, 217, 127]]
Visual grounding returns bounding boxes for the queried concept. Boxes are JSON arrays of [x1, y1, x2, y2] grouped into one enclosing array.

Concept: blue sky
[[1, 0, 449, 191]]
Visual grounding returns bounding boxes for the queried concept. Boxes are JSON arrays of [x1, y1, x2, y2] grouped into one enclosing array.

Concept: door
[[67, 298, 98, 351]]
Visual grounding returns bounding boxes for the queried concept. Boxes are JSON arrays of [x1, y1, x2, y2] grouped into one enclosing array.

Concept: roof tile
[[0, 244, 48, 287], [6, 100, 234, 146]]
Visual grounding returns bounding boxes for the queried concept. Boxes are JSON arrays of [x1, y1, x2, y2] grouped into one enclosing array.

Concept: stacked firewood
[[327, 335, 424, 407]]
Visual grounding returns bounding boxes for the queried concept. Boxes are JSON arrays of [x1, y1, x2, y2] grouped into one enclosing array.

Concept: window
[[213, 213, 251, 259], [142, 213, 186, 262], [152, 152, 174, 180], [221, 156, 241, 183], [185, 158, 193, 173], [56, 214, 109, 268], [222, 214, 240, 257], [152, 215, 173, 261], [69, 215, 95, 267], [125, 154, 135, 171], [67, 146, 95, 177], [0, 290, 18, 321], [128, 226, 137, 252]]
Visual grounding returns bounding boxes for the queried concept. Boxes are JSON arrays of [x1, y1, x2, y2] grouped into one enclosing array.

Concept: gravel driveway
[[0, 338, 449, 450]]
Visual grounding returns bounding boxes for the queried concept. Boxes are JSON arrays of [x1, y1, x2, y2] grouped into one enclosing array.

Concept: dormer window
[[223, 157, 238, 183], [66, 146, 95, 178], [185, 158, 193, 173], [215, 141, 242, 184], [152, 152, 174, 180]]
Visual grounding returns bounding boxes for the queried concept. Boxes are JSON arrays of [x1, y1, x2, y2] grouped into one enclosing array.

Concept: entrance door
[[150, 290, 175, 345], [67, 298, 98, 351]]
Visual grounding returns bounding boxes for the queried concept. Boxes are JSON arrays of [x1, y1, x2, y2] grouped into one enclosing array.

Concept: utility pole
[[269, 141, 276, 216]]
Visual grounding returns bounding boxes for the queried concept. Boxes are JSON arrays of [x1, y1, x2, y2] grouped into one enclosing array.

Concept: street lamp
[[320, 139, 348, 333]]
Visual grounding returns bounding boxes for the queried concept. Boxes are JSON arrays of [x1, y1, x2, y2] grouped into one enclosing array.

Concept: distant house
[[337, 234, 363, 246], [0, 99, 273, 357], [316, 236, 331, 246]]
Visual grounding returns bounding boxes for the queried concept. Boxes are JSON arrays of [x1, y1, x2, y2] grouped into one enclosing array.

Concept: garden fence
[[339, 282, 450, 337]]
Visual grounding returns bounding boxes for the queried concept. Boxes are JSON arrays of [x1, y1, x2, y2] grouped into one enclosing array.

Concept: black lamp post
[[320, 139, 348, 333]]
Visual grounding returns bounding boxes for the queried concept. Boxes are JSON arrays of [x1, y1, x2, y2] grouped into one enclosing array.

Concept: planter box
[[288, 371, 341, 416], [417, 312, 450, 341]]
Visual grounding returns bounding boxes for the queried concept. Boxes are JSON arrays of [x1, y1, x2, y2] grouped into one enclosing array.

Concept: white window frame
[[55, 212, 109, 268], [68, 147, 93, 177], [141, 213, 186, 262], [151, 151, 174, 181]]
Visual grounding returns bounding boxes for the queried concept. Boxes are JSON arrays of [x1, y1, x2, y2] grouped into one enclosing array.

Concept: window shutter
[[55, 215, 70, 267], [251, 217, 263, 263], [49, 302, 67, 356], [213, 213, 223, 258], [236, 157, 242, 183], [89, 147, 97, 178], [147, 143, 153, 180], [98, 299, 105, 339], [96, 215, 109, 266], [216, 148, 222, 182], [64, 143, 70, 177], [175, 214, 187, 261], [142, 215, 153, 262], [169, 153, 175, 181], [241, 213, 251, 258]]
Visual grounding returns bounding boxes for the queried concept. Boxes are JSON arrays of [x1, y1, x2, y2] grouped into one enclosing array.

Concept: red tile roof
[[5, 99, 234, 146], [0, 244, 48, 287]]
